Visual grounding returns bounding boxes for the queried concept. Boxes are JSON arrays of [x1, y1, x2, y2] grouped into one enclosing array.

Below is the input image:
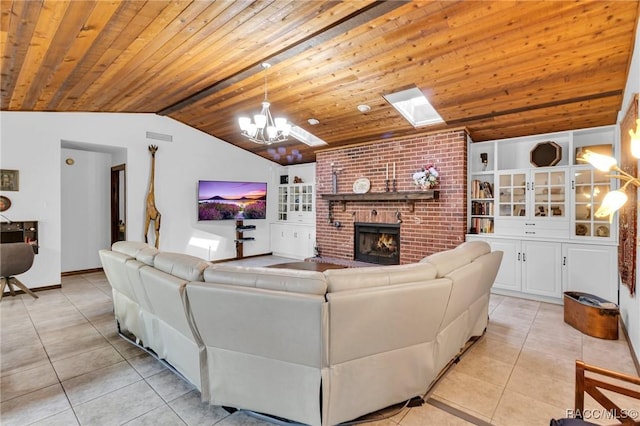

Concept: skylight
[[383, 87, 444, 127], [290, 125, 328, 147]]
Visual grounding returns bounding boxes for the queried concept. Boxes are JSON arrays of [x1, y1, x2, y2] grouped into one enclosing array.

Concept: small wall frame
[[0, 169, 19, 191]]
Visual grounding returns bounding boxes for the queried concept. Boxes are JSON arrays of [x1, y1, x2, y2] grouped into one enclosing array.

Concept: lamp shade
[[238, 117, 251, 131], [254, 114, 267, 129], [581, 150, 617, 172], [595, 190, 628, 221]]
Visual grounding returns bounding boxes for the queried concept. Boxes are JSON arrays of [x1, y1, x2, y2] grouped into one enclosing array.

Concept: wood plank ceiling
[[2, 1, 639, 164]]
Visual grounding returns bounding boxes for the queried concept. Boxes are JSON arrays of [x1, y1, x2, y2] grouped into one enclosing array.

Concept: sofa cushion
[[136, 247, 159, 266], [324, 263, 438, 293], [455, 241, 491, 263], [153, 252, 210, 282], [420, 250, 467, 278], [203, 265, 327, 295], [112, 241, 152, 258], [421, 241, 490, 278]]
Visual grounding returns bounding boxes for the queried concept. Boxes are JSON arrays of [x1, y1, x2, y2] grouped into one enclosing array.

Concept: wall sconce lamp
[[480, 153, 488, 170], [581, 119, 640, 221]]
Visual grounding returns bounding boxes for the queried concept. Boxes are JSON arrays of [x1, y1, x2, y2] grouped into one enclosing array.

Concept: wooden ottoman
[[564, 291, 619, 340]]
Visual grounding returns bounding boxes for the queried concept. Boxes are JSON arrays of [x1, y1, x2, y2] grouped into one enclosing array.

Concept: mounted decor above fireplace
[[354, 222, 400, 265]]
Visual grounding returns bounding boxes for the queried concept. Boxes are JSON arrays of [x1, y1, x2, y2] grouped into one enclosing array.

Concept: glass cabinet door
[[289, 186, 301, 212], [497, 171, 527, 217], [278, 186, 288, 220], [573, 167, 612, 238], [532, 169, 567, 219], [300, 184, 313, 212]]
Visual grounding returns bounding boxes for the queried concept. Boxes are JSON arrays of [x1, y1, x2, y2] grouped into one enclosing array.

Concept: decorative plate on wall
[[530, 141, 562, 167], [0, 195, 11, 212], [352, 178, 371, 194]]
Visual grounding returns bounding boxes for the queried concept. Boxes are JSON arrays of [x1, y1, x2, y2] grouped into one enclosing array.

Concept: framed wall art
[[0, 169, 19, 191]]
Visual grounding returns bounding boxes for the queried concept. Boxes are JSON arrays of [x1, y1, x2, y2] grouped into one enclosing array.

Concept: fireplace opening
[[354, 222, 400, 265]]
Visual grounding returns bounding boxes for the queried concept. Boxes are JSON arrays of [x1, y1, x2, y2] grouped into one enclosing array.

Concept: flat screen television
[[198, 180, 267, 221]]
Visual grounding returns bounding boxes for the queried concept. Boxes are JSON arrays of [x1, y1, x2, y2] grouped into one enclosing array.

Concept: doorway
[[111, 164, 126, 245]]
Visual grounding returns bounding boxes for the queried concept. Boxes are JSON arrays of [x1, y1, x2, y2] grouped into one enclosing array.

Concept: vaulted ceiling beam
[[446, 90, 623, 126], [157, 0, 409, 116]]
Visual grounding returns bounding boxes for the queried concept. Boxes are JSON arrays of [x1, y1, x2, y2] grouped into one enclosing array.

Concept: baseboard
[[620, 319, 640, 375], [2, 283, 61, 297], [210, 252, 273, 263], [61, 267, 104, 277]]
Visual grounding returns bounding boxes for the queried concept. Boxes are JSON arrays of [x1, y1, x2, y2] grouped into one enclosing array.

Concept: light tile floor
[[1, 262, 639, 425]]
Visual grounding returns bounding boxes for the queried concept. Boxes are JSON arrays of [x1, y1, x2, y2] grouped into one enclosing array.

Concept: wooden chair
[[554, 360, 640, 425]]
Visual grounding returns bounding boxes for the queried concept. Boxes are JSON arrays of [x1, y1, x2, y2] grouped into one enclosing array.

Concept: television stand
[[234, 220, 255, 259]]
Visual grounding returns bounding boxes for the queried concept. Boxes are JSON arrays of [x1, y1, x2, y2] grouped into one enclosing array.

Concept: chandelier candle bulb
[[393, 162, 396, 179], [386, 163, 389, 180]]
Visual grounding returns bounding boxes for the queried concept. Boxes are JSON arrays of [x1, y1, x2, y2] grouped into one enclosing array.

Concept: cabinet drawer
[[290, 212, 313, 223], [494, 219, 570, 238]]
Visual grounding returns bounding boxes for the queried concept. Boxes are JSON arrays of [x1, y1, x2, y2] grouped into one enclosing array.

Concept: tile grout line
[[487, 297, 539, 424], [19, 288, 84, 425]]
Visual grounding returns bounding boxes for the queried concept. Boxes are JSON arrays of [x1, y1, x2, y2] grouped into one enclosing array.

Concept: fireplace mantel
[[320, 190, 439, 212]]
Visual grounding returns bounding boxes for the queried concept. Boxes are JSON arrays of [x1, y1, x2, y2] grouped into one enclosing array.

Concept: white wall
[[61, 148, 111, 272], [0, 112, 280, 289], [618, 20, 640, 363]]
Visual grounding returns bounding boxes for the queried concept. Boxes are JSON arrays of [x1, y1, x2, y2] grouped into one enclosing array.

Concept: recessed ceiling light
[[357, 104, 371, 113], [307, 118, 320, 125]]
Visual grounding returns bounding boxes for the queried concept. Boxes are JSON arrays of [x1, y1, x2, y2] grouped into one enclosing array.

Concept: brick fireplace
[[315, 129, 468, 264]]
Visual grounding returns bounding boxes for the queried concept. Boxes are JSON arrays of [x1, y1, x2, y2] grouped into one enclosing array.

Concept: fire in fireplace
[[354, 223, 400, 265]]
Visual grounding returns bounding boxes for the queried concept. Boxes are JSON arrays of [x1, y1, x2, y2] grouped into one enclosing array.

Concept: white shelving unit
[[271, 163, 316, 259], [467, 125, 619, 303]]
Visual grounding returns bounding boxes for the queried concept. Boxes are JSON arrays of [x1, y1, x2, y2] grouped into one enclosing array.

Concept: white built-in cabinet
[[468, 236, 618, 303], [471, 238, 562, 300], [271, 222, 316, 259], [562, 243, 618, 303], [270, 163, 316, 259], [467, 126, 619, 304]]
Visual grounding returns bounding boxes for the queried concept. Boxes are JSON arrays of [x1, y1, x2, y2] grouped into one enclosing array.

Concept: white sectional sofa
[[99, 240, 502, 426]]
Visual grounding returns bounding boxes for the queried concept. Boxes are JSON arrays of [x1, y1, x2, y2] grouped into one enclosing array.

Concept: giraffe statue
[[144, 145, 161, 248]]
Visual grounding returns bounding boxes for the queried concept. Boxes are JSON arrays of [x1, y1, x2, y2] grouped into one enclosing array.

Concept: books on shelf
[[470, 179, 494, 233], [471, 217, 494, 233], [471, 201, 494, 216], [471, 180, 493, 199]]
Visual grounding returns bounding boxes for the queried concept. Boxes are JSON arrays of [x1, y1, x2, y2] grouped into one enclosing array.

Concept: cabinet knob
[[522, 253, 526, 262], [563, 256, 567, 266], [518, 252, 521, 261]]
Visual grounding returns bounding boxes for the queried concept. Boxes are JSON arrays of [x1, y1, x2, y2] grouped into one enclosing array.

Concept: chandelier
[[238, 63, 291, 145], [581, 119, 640, 221]]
